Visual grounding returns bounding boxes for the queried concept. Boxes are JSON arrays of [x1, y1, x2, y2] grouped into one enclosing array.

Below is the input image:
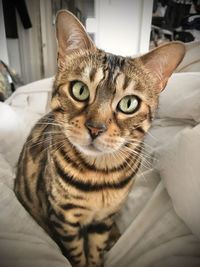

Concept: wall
[[6, 39, 21, 75], [40, 0, 57, 79], [75, 0, 94, 21], [17, 0, 42, 83], [95, 0, 153, 56], [2, 0, 42, 83], [1, 0, 56, 84], [0, 0, 9, 64]]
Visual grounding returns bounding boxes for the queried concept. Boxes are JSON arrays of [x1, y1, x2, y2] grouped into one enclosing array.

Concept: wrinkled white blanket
[[0, 73, 200, 267]]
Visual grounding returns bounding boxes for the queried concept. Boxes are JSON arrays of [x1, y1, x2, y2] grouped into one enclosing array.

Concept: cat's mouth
[[74, 140, 122, 157], [87, 144, 99, 150], [77, 143, 103, 156], [67, 134, 122, 156], [72, 137, 117, 156]]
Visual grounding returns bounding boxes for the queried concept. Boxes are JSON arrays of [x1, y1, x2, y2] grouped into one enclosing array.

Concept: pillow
[[157, 72, 200, 122], [0, 77, 54, 167], [176, 41, 200, 73], [0, 102, 40, 167], [6, 77, 54, 114], [155, 124, 200, 239], [0, 165, 70, 267]]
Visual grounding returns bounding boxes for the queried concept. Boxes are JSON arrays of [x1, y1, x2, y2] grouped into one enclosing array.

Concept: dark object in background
[[152, 0, 193, 32], [182, 14, 200, 30], [193, 0, 200, 12], [151, 0, 200, 46], [0, 92, 5, 102], [164, 0, 192, 29], [2, 0, 32, 39], [0, 61, 23, 102], [174, 31, 195, 42]]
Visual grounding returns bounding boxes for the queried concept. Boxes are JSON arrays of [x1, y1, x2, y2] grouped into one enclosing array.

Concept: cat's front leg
[[61, 231, 86, 267], [49, 212, 86, 267], [87, 218, 113, 267]]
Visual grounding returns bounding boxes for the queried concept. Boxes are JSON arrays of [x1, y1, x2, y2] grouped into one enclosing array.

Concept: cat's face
[[52, 11, 185, 157], [52, 50, 158, 156]]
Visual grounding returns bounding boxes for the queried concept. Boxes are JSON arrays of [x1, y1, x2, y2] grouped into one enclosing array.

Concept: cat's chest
[[55, 171, 131, 210], [50, 173, 131, 222], [49, 157, 134, 222], [89, 188, 129, 220], [68, 183, 131, 223]]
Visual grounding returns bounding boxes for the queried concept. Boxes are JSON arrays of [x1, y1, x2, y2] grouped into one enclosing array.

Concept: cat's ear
[[56, 10, 95, 60], [140, 42, 185, 92]]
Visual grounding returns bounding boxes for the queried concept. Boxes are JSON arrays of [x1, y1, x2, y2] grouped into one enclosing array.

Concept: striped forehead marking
[[115, 73, 134, 94], [83, 66, 104, 85]]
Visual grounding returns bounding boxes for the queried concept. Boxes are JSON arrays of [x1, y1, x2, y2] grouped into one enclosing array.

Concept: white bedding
[[0, 72, 200, 267]]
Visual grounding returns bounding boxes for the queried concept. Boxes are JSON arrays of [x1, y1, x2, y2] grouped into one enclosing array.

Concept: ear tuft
[[140, 42, 185, 92], [56, 10, 95, 60]]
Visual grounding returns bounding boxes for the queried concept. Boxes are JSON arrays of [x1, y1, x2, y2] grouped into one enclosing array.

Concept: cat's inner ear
[[140, 42, 185, 92], [56, 10, 95, 60]]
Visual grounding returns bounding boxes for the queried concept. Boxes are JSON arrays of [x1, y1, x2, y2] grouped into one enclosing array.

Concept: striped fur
[[14, 10, 185, 267]]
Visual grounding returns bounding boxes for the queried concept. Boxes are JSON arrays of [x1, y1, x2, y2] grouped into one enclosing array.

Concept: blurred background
[[0, 0, 199, 91]]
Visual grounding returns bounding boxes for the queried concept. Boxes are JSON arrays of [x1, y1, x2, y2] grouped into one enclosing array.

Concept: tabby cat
[[14, 10, 185, 267]]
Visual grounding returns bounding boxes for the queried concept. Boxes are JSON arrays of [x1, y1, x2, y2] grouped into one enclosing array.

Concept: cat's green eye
[[118, 95, 139, 114], [71, 81, 89, 101]]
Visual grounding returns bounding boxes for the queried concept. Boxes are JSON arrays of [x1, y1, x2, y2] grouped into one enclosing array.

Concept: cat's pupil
[[80, 86, 84, 95], [127, 98, 131, 109]]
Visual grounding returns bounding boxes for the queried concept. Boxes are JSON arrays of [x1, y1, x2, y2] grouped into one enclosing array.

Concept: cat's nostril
[[85, 121, 107, 139]]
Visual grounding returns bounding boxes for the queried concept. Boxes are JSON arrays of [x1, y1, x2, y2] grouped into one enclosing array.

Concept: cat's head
[[51, 10, 185, 157]]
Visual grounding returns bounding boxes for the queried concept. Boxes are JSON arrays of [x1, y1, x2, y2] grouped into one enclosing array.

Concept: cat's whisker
[[26, 131, 66, 147], [36, 138, 67, 155], [116, 150, 138, 175], [43, 143, 65, 156], [117, 148, 143, 171], [26, 138, 49, 148], [50, 140, 67, 155], [36, 121, 74, 133], [36, 122, 62, 127], [117, 150, 149, 184], [27, 137, 54, 149], [123, 142, 153, 160], [119, 146, 152, 172], [32, 131, 63, 135], [144, 131, 158, 141], [26, 126, 72, 146], [127, 149, 153, 168], [123, 145, 153, 161], [125, 147, 154, 162], [118, 149, 149, 183], [125, 138, 153, 151], [125, 136, 151, 145]]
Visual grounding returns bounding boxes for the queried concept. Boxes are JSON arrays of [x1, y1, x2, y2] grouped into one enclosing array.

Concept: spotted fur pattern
[[14, 11, 185, 267]]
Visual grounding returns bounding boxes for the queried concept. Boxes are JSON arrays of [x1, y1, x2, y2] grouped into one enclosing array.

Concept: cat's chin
[[75, 144, 106, 157], [75, 142, 120, 157]]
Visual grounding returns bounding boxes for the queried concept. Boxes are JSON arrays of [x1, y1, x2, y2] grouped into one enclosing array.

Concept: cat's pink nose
[[85, 120, 107, 139]]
